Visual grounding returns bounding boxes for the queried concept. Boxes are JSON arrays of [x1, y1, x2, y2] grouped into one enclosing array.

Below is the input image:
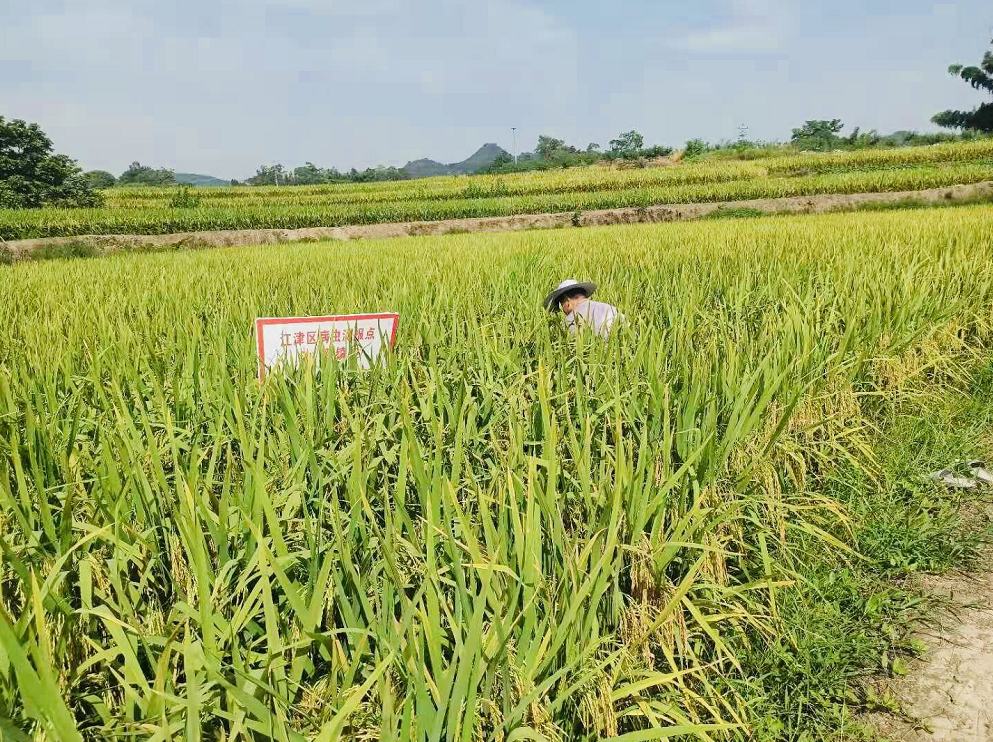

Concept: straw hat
[[544, 279, 597, 311]]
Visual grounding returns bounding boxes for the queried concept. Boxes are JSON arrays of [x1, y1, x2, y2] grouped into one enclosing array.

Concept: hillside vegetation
[[402, 143, 510, 178], [175, 173, 231, 188]]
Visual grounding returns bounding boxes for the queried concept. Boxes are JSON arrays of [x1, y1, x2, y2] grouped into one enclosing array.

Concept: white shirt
[[566, 300, 622, 337]]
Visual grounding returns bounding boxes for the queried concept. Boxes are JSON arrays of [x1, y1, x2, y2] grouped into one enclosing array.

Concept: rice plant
[[2, 160, 992, 240], [0, 206, 992, 740]]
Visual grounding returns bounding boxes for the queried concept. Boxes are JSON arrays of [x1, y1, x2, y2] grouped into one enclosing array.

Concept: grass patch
[[707, 206, 767, 220], [737, 352, 993, 739], [841, 192, 993, 215], [28, 241, 98, 261]]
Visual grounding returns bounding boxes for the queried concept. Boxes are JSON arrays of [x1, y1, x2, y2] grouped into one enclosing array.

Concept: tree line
[[244, 130, 674, 185], [479, 131, 674, 175], [244, 163, 410, 187]]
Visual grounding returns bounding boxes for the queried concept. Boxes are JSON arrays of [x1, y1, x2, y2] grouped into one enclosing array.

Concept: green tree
[[586, 142, 601, 153], [609, 130, 644, 153], [791, 119, 844, 141], [349, 166, 408, 183], [0, 116, 102, 209], [932, 40, 993, 133], [790, 119, 845, 150], [293, 162, 327, 185], [246, 164, 286, 186], [535, 135, 570, 158], [478, 152, 514, 174], [118, 161, 176, 187], [684, 139, 708, 157], [84, 170, 117, 189]]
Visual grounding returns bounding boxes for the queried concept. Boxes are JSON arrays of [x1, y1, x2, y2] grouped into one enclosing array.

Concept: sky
[[1, 0, 990, 179]]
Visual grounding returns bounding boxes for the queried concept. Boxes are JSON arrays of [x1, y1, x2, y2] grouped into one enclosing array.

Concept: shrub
[[85, 170, 117, 189], [169, 184, 202, 208], [684, 139, 708, 158]]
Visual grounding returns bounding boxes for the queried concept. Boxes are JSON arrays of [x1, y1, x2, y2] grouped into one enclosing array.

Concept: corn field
[[1, 205, 992, 740], [1, 140, 992, 240]]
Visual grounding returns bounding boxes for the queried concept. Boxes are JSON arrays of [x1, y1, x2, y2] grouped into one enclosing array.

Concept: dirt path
[[4, 181, 992, 261], [873, 566, 993, 741]]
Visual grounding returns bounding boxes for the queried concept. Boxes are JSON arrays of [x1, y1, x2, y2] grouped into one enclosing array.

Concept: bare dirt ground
[[872, 560, 993, 741], [4, 180, 992, 261]]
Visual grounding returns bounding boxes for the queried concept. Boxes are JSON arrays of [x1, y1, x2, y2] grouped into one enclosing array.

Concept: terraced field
[[2, 140, 991, 240]]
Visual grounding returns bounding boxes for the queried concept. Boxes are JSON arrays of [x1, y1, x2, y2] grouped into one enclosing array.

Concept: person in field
[[544, 279, 622, 338]]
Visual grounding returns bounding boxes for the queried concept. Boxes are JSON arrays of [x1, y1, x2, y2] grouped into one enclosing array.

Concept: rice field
[[1, 205, 992, 740], [1, 139, 991, 240]]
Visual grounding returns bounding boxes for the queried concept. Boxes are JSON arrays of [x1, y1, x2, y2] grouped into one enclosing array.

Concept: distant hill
[[448, 143, 509, 174], [402, 143, 510, 180], [171, 146, 508, 187], [402, 159, 453, 179], [175, 173, 230, 187]]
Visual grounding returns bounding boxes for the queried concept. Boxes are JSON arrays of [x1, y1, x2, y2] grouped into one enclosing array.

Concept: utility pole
[[511, 127, 517, 164], [737, 124, 749, 143]]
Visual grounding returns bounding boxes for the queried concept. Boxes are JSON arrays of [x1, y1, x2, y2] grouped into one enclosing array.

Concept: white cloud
[[675, 26, 780, 53], [930, 3, 958, 20], [260, 0, 403, 15], [731, 0, 777, 18], [0, 0, 579, 174], [2, 6, 147, 64], [673, 0, 786, 54], [329, 36, 393, 76]]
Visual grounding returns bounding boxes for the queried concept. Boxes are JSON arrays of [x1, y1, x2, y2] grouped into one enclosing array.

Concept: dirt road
[[873, 568, 993, 741]]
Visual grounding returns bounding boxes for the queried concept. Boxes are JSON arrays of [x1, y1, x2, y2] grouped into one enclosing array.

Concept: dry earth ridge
[[872, 563, 993, 741], [3, 181, 992, 261]]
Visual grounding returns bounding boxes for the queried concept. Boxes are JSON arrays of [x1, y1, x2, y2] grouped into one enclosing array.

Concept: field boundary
[[4, 180, 992, 260], [870, 563, 993, 740]]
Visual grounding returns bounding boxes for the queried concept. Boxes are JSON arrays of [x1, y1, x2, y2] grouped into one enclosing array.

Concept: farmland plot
[[1, 207, 992, 740]]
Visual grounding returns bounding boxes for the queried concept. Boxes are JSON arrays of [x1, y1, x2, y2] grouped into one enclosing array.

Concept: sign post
[[255, 313, 399, 380]]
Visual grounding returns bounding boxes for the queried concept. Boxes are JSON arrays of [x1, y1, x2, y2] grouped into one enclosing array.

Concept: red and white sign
[[255, 313, 399, 379]]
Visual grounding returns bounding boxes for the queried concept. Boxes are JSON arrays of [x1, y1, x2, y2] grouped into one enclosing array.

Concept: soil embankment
[[3, 181, 992, 261]]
